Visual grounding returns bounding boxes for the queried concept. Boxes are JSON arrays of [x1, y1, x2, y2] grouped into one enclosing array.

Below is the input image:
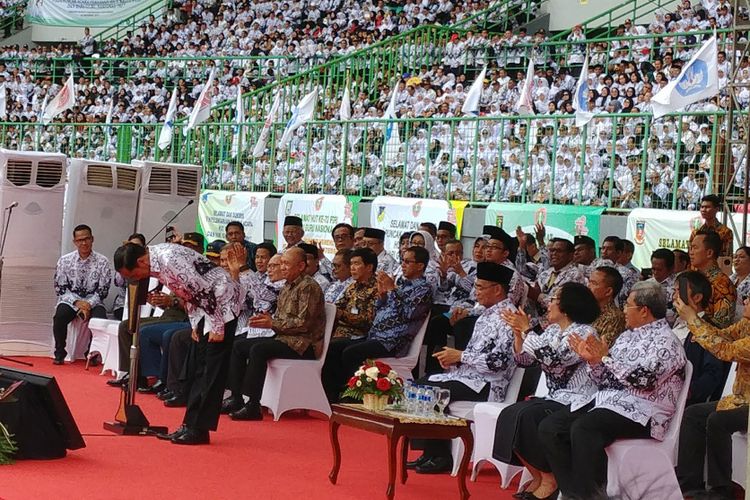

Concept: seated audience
[[363, 227, 399, 275], [225, 221, 257, 270], [730, 246, 750, 323], [325, 249, 354, 303], [299, 242, 331, 293], [588, 266, 626, 347], [689, 229, 737, 328]]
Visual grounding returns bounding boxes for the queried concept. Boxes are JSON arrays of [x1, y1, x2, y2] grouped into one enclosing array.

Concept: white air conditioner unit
[[62, 159, 142, 260], [133, 160, 201, 242], [0, 149, 67, 352]]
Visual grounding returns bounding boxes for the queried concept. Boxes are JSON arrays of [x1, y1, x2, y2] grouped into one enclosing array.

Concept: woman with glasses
[[492, 282, 601, 500]]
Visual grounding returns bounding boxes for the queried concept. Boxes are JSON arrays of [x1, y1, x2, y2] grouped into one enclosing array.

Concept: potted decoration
[[0, 422, 17, 464], [343, 359, 404, 411]]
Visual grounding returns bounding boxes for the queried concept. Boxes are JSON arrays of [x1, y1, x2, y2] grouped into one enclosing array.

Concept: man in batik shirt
[[690, 229, 736, 328]]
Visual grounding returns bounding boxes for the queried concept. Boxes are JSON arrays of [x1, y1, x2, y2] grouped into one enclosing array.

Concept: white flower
[[356, 380, 362, 387], [388, 370, 398, 380], [355, 369, 364, 376], [366, 377, 373, 383], [365, 366, 380, 379]]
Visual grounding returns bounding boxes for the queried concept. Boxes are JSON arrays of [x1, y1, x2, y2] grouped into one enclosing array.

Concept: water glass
[[435, 388, 451, 416]]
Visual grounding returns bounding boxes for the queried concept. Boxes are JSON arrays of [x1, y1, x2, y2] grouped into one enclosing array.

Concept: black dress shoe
[[137, 380, 165, 394], [157, 389, 174, 401], [229, 402, 263, 421], [106, 375, 129, 387], [415, 456, 453, 474], [406, 454, 430, 470], [164, 394, 187, 407], [171, 428, 210, 445], [156, 425, 187, 441], [220, 397, 243, 415], [52, 358, 64, 365]]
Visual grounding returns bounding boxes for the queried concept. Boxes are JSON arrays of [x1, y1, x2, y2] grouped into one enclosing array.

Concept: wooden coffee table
[[328, 403, 473, 499]]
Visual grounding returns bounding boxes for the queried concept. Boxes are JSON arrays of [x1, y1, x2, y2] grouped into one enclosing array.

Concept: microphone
[[145, 199, 195, 245], [4, 202, 18, 210]]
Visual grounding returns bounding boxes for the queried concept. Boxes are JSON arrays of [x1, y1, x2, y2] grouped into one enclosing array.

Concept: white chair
[[604, 361, 693, 500], [472, 372, 549, 488], [260, 303, 336, 421], [376, 314, 430, 382], [63, 316, 92, 362], [719, 363, 747, 488], [87, 317, 120, 374], [447, 367, 527, 477]]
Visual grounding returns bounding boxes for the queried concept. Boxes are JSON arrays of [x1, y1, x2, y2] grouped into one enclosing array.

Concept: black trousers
[[453, 315, 478, 351], [322, 338, 363, 402], [538, 403, 651, 499], [227, 337, 314, 403], [676, 402, 749, 491], [423, 306, 451, 376], [52, 303, 107, 359], [411, 377, 490, 458], [167, 328, 193, 397], [182, 318, 237, 433]]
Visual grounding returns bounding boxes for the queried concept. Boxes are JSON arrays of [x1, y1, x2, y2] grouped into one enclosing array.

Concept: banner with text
[[27, 0, 162, 27], [484, 203, 606, 244], [277, 194, 354, 259], [370, 196, 455, 255], [198, 190, 268, 244], [626, 208, 748, 268]]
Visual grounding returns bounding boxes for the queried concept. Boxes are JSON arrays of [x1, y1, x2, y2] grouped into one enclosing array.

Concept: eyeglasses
[[475, 283, 499, 291], [74, 236, 93, 244], [485, 244, 505, 251], [267, 263, 281, 268], [402, 259, 417, 264], [333, 234, 351, 241], [624, 303, 643, 309]]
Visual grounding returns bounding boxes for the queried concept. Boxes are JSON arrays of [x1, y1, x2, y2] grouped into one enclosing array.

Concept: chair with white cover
[[471, 372, 549, 487], [64, 316, 92, 362], [604, 361, 693, 500], [376, 314, 430, 382], [447, 367, 527, 477], [260, 303, 336, 421], [718, 363, 747, 488], [87, 317, 120, 374]]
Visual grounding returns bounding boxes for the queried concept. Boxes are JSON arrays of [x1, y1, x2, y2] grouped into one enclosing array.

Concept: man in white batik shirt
[[540, 281, 687, 499]]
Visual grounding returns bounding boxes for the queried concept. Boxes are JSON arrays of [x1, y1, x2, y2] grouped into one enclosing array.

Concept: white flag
[[461, 65, 487, 115], [42, 74, 75, 125], [185, 68, 215, 132], [0, 83, 7, 120], [339, 83, 351, 121], [158, 87, 178, 150], [516, 59, 535, 115], [382, 81, 402, 166], [574, 55, 594, 127], [277, 87, 318, 150], [231, 87, 245, 158], [104, 97, 114, 137], [252, 89, 282, 158], [651, 35, 719, 120]]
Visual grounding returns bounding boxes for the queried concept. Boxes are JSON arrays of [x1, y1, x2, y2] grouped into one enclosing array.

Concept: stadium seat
[[259, 303, 336, 420]]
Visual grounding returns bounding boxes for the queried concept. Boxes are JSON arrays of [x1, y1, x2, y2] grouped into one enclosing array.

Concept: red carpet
[[0, 358, 517, 499]]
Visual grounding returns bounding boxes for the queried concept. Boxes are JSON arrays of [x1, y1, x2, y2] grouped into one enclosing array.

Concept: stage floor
[[0, 358, 516, 499]]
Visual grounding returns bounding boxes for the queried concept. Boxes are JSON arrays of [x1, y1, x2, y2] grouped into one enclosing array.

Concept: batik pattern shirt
[[429, 299, 517, 402], [455, 259, 525, 317], [536, 262, 585, 310], [273, 274, 326, 356], [334, 277, 377, 339], [54, 250, 112, 309], [325, 277, 353, 304], [113, 272, 127, 310], [377, 250, 399, 276], [149, 244, 240, 336], [648, 274, 677, 324], [730, 273, 750, 323], [687, 317, 750, 410], [592, 302, 627, 347], [515, 247, 550, 281], [587, 259, 638, 306], [438, 259, 477, 307], [516, 322, 598, 410], [313, 270, 331, 294], [703, 263, 736, 329], [588, 318, 687, 440], [690, 222, 734, 257], [238, 271, 283, 338], [369, 275, 432, 356]]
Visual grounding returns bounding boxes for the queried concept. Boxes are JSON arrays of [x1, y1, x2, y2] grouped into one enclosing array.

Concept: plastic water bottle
[[404, 382, 417, 413], [422, 387, 436, 416], [415, 386, 426, 415]]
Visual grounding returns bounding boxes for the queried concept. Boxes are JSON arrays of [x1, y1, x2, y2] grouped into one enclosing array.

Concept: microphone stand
[[0, 204, 33, 367], [145, 199, 195, 245]]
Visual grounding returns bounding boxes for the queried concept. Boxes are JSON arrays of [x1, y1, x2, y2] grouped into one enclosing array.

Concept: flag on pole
[[41, 74, 75, 125], [461, 65, 487, 115], [574, 55, 594, 127], [339, 80, 351, 121], [382, 80, 402, 166], [515, 59, 535, 115], [651, 35, 719, 120], [158, 87, 178, 150], [252, 89, 282, 158], [0, 83, 7, 120], [185, 68, 215, 133], [104, 97, 114, 138], [231, 87, 245, 158], [277, 87, 319, 150]]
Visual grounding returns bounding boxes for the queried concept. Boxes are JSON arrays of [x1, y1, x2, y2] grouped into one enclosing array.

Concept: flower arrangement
[[342, 359, 404, 405]]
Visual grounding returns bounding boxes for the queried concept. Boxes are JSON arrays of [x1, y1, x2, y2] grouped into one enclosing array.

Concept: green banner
[[484, 203, 606, 243]]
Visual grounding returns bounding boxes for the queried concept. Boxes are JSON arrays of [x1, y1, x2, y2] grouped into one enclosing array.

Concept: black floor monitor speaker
[[0, 366, 85, 459]]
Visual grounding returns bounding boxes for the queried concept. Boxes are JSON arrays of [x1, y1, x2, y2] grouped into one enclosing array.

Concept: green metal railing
[[0, 110, 737, 210], [0, 0, 26, 39], [95, 0, 170, 43]]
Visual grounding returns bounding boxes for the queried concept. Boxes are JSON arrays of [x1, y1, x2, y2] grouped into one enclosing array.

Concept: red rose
[[375, 360, 390, 375], [376, 378, 391, 391], [347, 376, 358, 388]]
